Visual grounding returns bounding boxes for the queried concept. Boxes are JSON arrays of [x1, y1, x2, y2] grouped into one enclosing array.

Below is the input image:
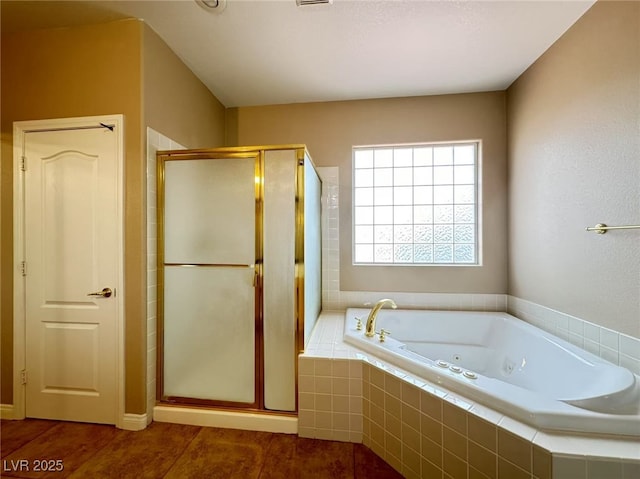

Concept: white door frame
[[12, 115, 125, 428]]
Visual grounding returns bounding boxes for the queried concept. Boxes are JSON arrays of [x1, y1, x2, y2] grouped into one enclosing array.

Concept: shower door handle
[[87, 287, 113, 298]]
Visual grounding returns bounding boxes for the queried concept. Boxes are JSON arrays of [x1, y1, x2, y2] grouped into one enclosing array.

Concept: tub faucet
[[365, 299, 397, 337]]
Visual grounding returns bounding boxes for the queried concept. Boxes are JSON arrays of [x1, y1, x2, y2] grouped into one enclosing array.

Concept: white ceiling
[[2, 0, 596, 107]]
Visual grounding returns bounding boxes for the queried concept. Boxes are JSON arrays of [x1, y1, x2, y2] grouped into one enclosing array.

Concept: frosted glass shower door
[[162, 157, 257, 404]]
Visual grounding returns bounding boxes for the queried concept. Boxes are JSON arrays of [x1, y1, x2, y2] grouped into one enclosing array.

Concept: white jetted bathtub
[[344, 308, 640, 437]]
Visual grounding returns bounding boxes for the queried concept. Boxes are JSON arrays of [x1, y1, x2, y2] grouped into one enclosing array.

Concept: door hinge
[[20, 261, 27, 276], [20, 155, 26, 171], [21, 369, 27, 385]]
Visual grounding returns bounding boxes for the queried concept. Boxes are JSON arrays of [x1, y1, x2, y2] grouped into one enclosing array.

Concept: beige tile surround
[[146, 128, 186, 422], [508, 297, 640, 377], [299, 312, 640, 479]]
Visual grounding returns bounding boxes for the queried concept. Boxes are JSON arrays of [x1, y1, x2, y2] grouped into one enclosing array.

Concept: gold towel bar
[[585, 223, 640, 234]]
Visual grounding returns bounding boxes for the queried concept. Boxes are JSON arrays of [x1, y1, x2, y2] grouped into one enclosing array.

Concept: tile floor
[[0, 419, 403, 479]]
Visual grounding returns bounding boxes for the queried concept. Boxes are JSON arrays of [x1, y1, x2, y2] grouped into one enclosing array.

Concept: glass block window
[[353, 142, 479, 265]]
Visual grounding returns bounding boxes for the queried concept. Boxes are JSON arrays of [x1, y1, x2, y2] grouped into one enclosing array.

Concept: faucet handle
[[378, 329, 391, 342], [355, 317, 363, 331]]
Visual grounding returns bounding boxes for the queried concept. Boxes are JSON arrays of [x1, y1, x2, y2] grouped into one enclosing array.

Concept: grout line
[[254, 432, 275, 479], [74, 423, 127, 475], [159, 424, 204, 478], [0, 418, 60, 458]]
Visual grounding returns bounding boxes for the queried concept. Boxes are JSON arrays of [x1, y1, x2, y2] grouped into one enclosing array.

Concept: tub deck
[[344, 308, 640, 437], [299, 311, 640, 477]]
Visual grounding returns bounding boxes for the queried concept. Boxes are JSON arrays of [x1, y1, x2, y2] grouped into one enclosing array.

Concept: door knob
[[87, 287, 113, 298]]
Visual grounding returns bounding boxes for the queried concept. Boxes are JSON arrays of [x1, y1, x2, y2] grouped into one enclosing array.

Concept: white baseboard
[[153, 406, 298, 434], [120, 413, 148, 431], [1, 404, 16, 420], [1, 406, 148, 430]]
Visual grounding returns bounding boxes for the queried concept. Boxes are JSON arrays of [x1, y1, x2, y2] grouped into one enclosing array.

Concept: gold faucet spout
[[365, 299, 397, 337]]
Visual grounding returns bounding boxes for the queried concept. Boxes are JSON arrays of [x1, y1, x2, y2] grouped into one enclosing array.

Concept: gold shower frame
[[156, 145, 317, 413]]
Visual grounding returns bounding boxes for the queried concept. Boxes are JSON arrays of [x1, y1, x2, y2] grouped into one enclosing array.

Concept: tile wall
[[146, 128, 186, 422], [298, 314, 364, 443], [508, 296, 640, 376], [362, 360, 552, 479]]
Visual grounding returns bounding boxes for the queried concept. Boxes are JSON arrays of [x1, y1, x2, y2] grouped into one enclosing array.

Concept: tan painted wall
[[227, 92, 508, 293], [1, 19, 227, 411], [507, 1, 640, 337], [0, 19, 145, 408], [143, 25, 226, 148]]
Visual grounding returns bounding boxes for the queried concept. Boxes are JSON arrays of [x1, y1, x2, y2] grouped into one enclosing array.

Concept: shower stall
[[156, 145, 321, 413]]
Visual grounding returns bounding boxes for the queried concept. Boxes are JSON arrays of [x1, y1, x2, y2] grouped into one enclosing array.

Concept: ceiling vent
[[196, 0, 227, 13], [296, 0, 333, 6]]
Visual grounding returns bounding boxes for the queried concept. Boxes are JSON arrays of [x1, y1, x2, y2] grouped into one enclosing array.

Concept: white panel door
[[23, 124, 120, 424]]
